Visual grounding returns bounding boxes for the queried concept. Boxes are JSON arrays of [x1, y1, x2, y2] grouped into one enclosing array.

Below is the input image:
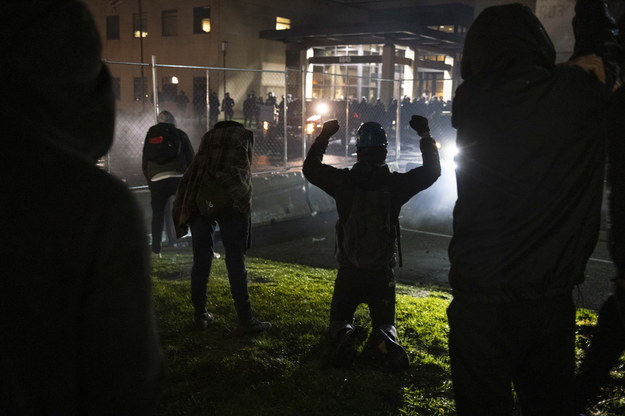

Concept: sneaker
[[151, 252, 162, 260], [195, 312, 214, 330]]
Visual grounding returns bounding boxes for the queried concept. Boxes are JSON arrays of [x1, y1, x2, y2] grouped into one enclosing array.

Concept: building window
[[133, 77, 148, 101], [427, 24, 465, 34], [417, 72, 444, 97], [193, 77, 207, 113], [162, 77, 179, 102], [193, 7, 211, 34], [106, 15, 120, 40], [276, 16, 290, 30], [133, 12, 148, 38], [162, 10, 177, 36], [111, 77, 121, 100], [421, 54, 446, 63]]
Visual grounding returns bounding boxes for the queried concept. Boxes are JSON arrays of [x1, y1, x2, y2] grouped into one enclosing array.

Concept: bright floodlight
[[450, 144, 459, 157], [315, 102, 330, 115], [446, 144, 459, 170]]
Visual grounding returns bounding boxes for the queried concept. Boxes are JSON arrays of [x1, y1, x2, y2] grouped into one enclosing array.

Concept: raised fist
[[409, 115, 430, 136], [320, 119, 340, 137]]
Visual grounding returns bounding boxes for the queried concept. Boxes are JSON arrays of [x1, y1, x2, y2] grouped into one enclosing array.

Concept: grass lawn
[[151, 253, 625, 415]]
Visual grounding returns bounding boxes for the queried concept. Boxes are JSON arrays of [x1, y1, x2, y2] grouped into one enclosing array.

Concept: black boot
[[366, 325, 409, 370], [333, 326, 359, 368]]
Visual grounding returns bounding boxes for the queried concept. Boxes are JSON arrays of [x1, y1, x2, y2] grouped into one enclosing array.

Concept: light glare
[[315, 102, 330, 116]]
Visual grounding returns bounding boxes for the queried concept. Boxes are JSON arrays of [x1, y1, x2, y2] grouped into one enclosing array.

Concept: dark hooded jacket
[[142, 112, 195, 181], [303, 135, 440, 269], [0, 1, 163, 414], [449, 1, 621, 302]]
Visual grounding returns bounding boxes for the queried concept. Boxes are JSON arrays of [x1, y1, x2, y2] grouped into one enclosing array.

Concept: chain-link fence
[[101, 58, 458, 188]]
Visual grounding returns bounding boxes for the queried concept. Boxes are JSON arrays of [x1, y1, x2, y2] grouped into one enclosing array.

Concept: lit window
[[427, 25, 455, 33], [133, 12, 148, 38], [202, 18, 211, 32], [421, 54, 446, 62], [193, 7, 211, 34], [276, 16, 291, 31]]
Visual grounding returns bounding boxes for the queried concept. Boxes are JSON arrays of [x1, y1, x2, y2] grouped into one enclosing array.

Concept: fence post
[[151, 55, 159, 120], [205, 69, 210, 131], [345, 77, 350, 158], [301, 68, 307, 164], [395, 77, 401, 162], [283, 70, 288, 171]]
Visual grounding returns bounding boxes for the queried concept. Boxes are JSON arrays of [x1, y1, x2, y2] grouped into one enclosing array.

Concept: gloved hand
[[409, 115, 430, 136], [320, 119, 340, 137]]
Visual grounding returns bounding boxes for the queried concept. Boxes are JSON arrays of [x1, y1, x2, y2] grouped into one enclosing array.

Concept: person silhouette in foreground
[[303, 117, 440, 369], [0, 1, 164, 413], [447, 1, 621, 414]]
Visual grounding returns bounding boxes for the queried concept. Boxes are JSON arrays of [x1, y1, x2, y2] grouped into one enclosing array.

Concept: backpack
[[337, 185, 401, 270], [143, 123, 181, 164]]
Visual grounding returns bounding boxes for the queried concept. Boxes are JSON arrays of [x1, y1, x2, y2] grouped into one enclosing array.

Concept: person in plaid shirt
[[173, 121, 271, 333]]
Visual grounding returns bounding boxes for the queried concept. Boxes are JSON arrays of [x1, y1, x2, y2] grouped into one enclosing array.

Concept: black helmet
[[356, 122, 387, 148]]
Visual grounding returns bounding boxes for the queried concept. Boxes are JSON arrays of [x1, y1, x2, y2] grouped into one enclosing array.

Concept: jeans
[[329, 266, 396, 337], [148, 177, 180, 254], [447, 295, 576, 416], [190, 210, 252, 323]]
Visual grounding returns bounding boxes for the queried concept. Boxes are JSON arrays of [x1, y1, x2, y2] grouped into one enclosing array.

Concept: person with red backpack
[[303, 117, 440, 369], [142, 110, 195, 258]]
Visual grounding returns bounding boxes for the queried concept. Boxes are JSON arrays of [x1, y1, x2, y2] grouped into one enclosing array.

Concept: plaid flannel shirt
[[173, 124, 253, 238]]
